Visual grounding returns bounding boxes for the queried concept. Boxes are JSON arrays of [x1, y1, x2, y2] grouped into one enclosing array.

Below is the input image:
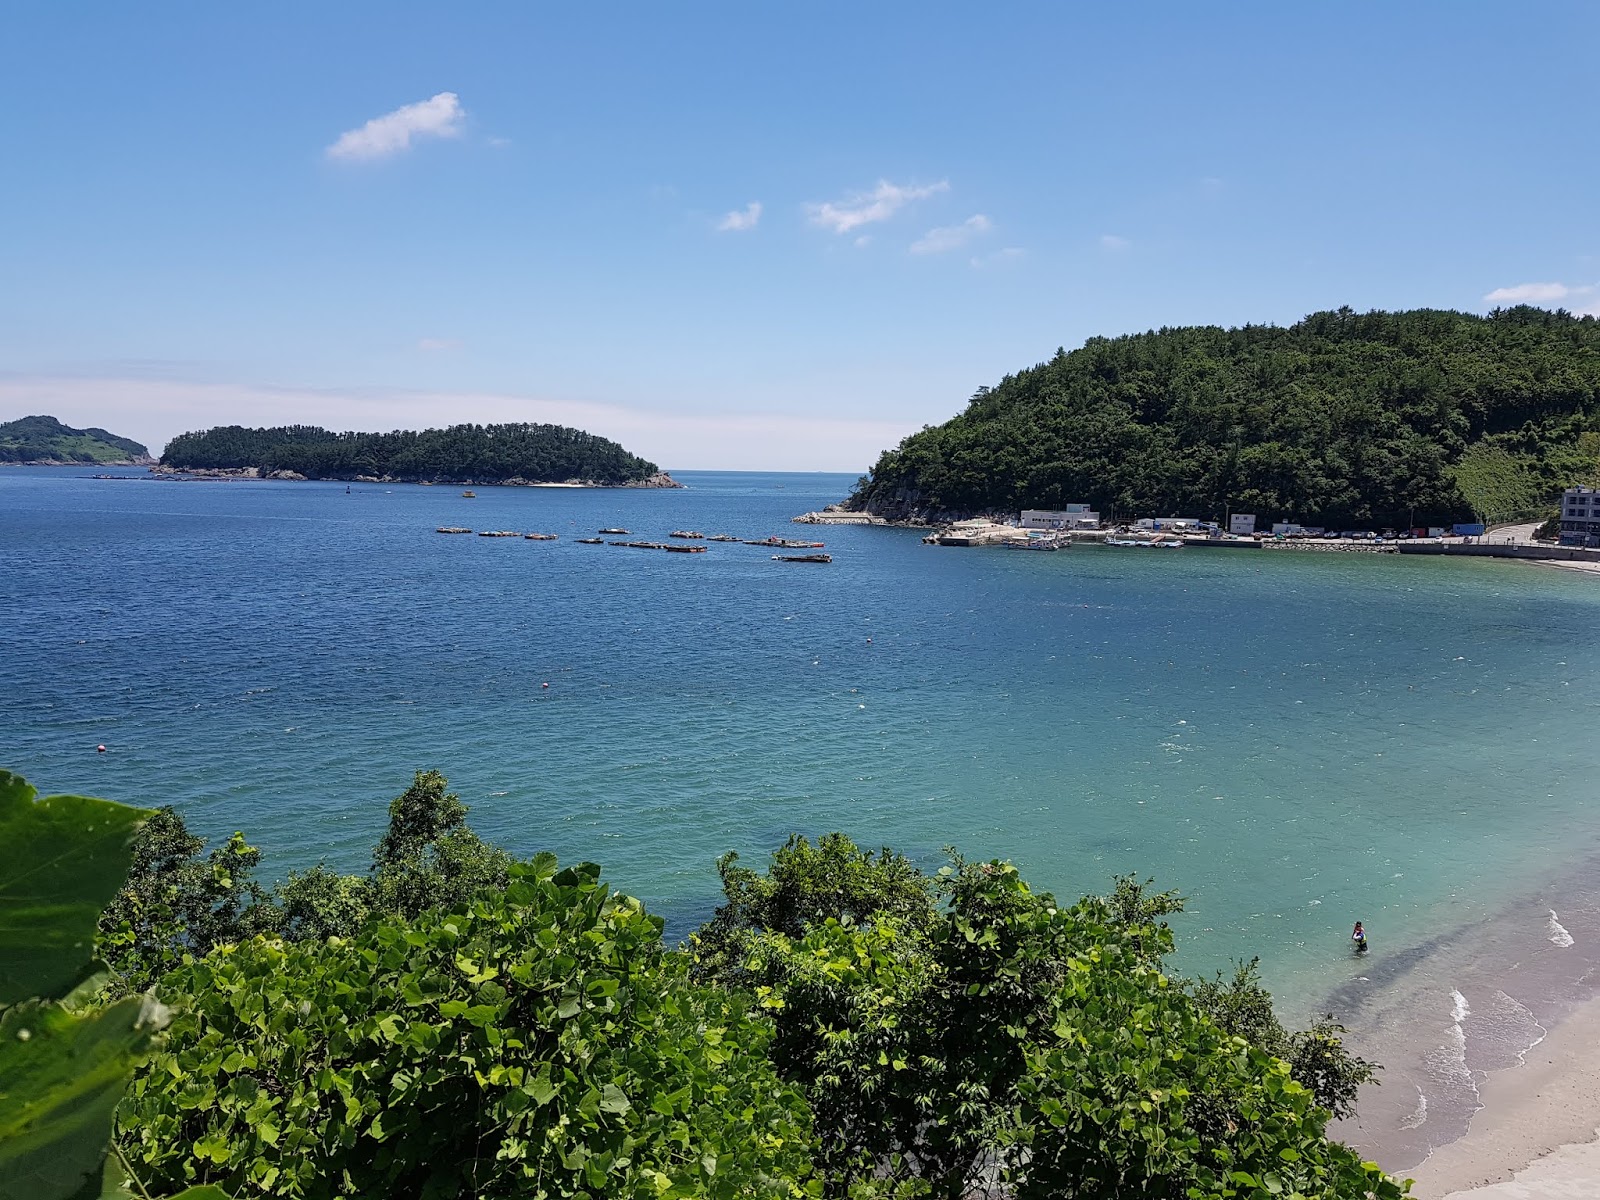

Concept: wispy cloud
[[1483, 281, 1590, 304], [326, 92, 466, 162], [1098, 234, 1130, 251], [417, 338, 461, 352], [716, 202, 762, 232], [971, 247, 1024, 270], [910, 214, 991, 256], [808, 179, 949, 235], [1484, 281, 1600, 315]]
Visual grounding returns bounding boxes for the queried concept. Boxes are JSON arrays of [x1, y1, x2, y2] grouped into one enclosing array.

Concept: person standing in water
[[1351, 921, 1368, 953]]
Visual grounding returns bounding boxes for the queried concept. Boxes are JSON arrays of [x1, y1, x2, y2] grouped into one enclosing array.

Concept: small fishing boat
[[436, 526, 472, 534], [599, 527, 629, 535], [773, 553, 832, 563], [1007, 533, 1070, 551], [575, 537, 604, 544], [461, 490, 476, 498], [523, 533, 559, 540], [669, 530, 705, 539]]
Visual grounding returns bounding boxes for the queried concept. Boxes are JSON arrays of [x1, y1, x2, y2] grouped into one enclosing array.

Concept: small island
[[158, 421, 679, 487], [0, 414, 153, 465]]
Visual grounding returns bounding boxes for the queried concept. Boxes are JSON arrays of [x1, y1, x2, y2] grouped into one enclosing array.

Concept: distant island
[[0, 414, 153, 465], [159, 422, 679, 487], [847, 306, 1600, 529]]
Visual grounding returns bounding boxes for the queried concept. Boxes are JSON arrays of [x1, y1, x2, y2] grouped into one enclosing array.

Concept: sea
[[4, 465, 1600, 1170]]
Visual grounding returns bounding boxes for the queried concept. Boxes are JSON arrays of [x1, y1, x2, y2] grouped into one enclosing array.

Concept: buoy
[[542, 682, 550, 689], [96, 744, 106, 754]]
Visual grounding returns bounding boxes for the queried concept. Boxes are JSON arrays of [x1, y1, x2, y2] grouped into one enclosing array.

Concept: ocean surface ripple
[[4, 466, 1600, 1013]]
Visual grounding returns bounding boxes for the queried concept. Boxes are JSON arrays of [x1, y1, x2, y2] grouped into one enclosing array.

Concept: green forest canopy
[[161, 422, 664, 485], [849, 306, 1600, 528], [0, 414, 150, 464]]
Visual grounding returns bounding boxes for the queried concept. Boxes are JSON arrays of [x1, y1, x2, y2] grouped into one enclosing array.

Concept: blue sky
[[3, 3, 1596, 470]]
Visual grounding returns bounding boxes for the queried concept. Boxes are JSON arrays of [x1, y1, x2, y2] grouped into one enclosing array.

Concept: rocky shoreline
[[146, 466, 682, 488], [3, 456, 155, 467]]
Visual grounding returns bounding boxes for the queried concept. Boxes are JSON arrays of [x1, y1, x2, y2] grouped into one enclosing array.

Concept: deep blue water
[[5, 466, 1600, 1011]]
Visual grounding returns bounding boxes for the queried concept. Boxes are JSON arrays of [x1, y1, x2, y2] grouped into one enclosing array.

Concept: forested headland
[[159, 422, 675, 486], [0, 414, 152, 464], [849, 306, 1600, 528], [0, 765, 1407, 1199]]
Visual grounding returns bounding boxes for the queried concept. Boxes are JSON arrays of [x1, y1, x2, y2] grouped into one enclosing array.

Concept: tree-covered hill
[[849, 306, 1600, 528], [161, 421, 674, 485], [0, 414, 152, 464]]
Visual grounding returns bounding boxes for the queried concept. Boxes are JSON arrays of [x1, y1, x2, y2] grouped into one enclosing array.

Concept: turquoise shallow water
[[4, 466, 1599, 1019]]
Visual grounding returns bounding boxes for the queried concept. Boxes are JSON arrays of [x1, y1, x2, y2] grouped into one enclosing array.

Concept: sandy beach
[[1330, 852, 1600, 1198], [1406, 995, 1600, 1197]]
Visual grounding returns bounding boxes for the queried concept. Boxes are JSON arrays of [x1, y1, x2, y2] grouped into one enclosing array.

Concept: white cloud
[[716, 202, 762, 232], [1098, 234, 1130, 251], [326, 92, 466, 162], [807, 179, 949, 234], [1483, 281, 1600, 315], [1483, 281, 1588, 304], [0, 374, 915, 473], [910, 214, 991, 256], [970, 247, 1024, 270], [416, 338, 461, 352]]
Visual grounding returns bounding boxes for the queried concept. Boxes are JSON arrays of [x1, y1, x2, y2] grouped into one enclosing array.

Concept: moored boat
[[669, 530, 705, 539], [575, 537, 604, 544], [599, 527, 630, 534], [478, 530, 520, 537], [436, 526, 472, 534], [523, 533, 559, 540], [772, 553, 832, 563]]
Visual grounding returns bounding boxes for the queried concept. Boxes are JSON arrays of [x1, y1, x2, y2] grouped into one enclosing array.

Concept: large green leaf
[[0, 995, 168, 1200], [0, 771, 151, 1005]]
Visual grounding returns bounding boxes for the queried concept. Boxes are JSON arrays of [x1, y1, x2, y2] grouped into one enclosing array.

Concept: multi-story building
[[1020, 505, 1100, 530], [1559, 486, 1600, 547]]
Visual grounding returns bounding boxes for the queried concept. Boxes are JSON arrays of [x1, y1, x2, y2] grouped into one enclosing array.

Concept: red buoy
[[96, 744, 107, 753]]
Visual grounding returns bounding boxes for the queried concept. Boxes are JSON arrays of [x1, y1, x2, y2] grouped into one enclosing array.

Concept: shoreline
[[1406, 993, 1600, 1197], [1330, 847, 1600, 1196], [138, 466, 682, 488]]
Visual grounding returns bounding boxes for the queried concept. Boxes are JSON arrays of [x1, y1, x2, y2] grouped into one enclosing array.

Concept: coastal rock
[[621, 472, 683, 489]]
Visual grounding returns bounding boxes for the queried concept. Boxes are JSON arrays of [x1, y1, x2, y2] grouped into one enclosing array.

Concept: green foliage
[[1449, 444, 1552, 523], [1188, 961, 1377, 1121], [0, 771, 153, 1006], [0, 771, 176, 1200], [96, 810, 277, 997], [160, 422, 662, 484], [734, 856, 1403, 1199], [693, 833, 934, 985], [366, 769, 514, 921], [98, 771, 511, 990], [0, 415, 150, 464], [116, 855, 819, 1200], [850, 305, 1600, 528]]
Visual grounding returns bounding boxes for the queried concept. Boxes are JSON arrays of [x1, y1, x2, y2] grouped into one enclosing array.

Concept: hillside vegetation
[[850, 306, 1600, 528], [161, 422, 668, 485], [0, 414, 151, 464]]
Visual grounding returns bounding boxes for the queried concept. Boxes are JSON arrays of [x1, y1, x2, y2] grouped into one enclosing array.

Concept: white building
[[1020, 505, 1100, 530], [1229, 513, 1258, 536], [1137, 516, 1208, 533], [1560, 486, 1600, 547]]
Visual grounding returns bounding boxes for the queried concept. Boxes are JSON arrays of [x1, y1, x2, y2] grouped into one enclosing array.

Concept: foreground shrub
[[117, 854, 817, 1199]]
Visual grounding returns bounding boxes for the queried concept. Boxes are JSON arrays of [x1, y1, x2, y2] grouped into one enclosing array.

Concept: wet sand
[[1332, 852, 1600, 1196]]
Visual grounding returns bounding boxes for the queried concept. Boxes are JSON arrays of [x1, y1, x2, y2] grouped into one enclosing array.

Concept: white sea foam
[[1398, 1086, 1428, 1130], [1548, 910, 1575, 948], [1451, 988, 1470, 1024]]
